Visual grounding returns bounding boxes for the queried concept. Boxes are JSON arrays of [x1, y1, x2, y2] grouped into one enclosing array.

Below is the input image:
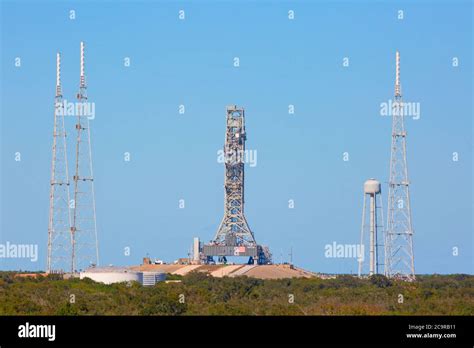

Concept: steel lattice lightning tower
[[47, 53, 72, 273], [203, 105, 271, 264], [385, 51, 415, 280], [71, 41, 99, 272]]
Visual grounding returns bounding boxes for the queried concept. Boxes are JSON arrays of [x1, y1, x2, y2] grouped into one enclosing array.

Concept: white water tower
[[358, 179, 385, 277]]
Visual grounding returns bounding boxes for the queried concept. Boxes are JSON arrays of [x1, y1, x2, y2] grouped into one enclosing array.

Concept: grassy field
[[0, 272, 472, 315]]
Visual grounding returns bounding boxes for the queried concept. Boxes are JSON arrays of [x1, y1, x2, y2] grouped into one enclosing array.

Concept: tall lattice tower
[[47, 53, 72, 273], [202, 105, 271, 265], [214, 105, 255, 246], [71, 41, 99, 272], [385, 51, 415, 280]]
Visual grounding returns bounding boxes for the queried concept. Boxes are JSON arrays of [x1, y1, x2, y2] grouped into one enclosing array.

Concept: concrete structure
[[243, 265, 315, 279], [131, 263, 317, 280], [192, 237, 200, 263], [172, 265, 201, 276], [210, 265, 243, 277], [202, 105, 271, 265], [228, 264, 257, 277], [385, 51, 416, 280], [358, 179, 384, 277]]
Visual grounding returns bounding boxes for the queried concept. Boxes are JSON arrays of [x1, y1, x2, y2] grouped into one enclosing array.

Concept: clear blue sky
[[0, 0, 472, 274]]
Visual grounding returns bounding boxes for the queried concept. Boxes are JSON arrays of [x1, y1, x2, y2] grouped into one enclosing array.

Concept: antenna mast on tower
[[71, 41, 99, 272], [385, 51, 416, 280], [47, 52, 72, 273]]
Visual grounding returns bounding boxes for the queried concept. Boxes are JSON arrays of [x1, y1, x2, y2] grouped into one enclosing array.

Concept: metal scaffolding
[[203, 105, 271, 265]]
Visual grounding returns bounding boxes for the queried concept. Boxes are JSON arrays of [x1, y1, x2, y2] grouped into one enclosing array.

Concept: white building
[[139, 272, 166, 286], [80, 267, 165, 286]]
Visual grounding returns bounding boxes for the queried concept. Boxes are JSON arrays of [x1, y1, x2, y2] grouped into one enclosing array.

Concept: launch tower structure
[[202, 105, 271, 265]]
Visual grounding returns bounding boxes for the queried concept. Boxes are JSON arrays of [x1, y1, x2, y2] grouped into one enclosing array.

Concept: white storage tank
[[364, 178, 381, 194], [80, 267, 140, 284]]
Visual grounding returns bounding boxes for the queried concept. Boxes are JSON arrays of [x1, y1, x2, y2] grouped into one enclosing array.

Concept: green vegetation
[[0, 272, 472, 315]]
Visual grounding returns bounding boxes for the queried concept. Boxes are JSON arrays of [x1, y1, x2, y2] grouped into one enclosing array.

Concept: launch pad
[[202, 244, 270, 265]]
